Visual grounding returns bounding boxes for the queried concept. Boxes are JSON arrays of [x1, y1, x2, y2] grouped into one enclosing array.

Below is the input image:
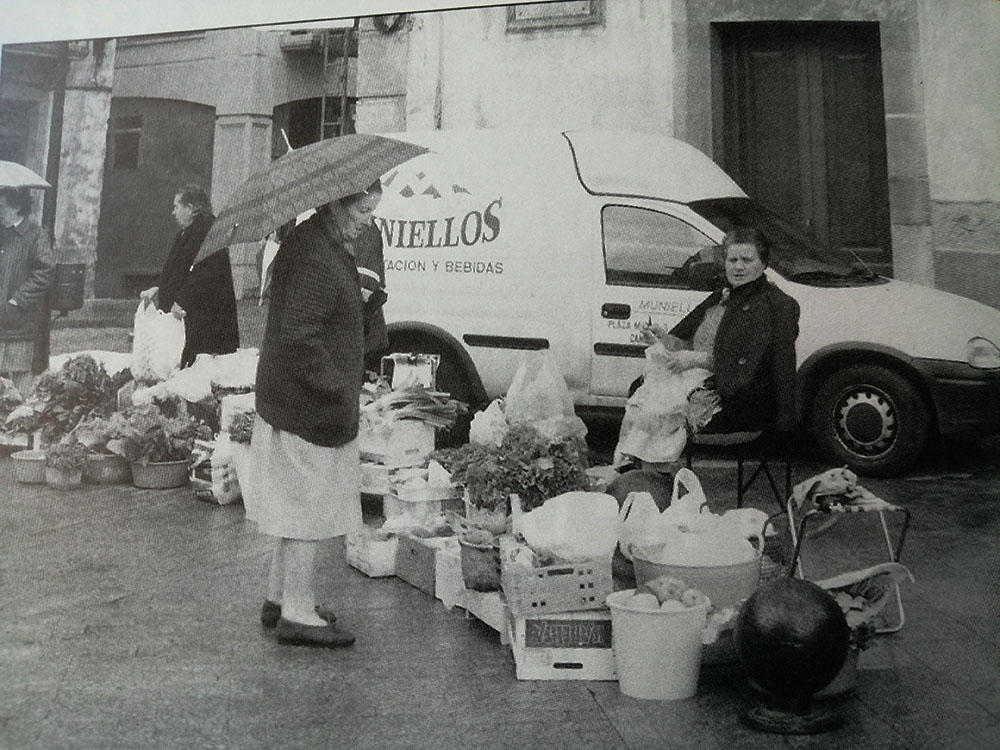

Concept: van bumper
[[913, 358, 1000, 436]]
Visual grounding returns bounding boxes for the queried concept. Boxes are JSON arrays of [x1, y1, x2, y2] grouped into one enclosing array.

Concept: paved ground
[[2, 441, 998, 749], [0, 308, 990, 748]]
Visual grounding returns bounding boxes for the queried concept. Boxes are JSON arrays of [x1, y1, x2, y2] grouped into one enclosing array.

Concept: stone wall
[[53, 41, 115, 298], [919, 0, 1000, 310]]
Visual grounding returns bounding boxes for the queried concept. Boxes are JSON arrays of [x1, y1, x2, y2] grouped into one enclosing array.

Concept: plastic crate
[[507, 608, 616, 681], [500, 538, 614, 617]]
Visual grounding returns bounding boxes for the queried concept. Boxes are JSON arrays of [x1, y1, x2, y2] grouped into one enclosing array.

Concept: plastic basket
[[501, 539, 614, 617], [12, 449, 46, 484], [130, 460, 190, 489], [84, 454, 131, 484]]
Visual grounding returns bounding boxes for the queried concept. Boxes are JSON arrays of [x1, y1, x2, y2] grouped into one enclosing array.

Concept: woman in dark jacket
[[670, 227, 800, 435], [244, 180, 383, 650], [141, 184, 239, 367]]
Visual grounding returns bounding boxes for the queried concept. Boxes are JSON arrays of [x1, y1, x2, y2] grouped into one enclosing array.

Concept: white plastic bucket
[[606, 590, 709, 700]]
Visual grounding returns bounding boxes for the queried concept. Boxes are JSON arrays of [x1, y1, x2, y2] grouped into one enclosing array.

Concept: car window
[[601, 205, 717, 289]]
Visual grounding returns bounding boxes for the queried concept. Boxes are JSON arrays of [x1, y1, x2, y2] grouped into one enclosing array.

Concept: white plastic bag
[[613, 342, 718, 467], [504, 353, 575, 425], [131, 301, 185, 384], [617, 491, 665, 561], [513, 491, 619, 563], [469, 398, 508, 447]]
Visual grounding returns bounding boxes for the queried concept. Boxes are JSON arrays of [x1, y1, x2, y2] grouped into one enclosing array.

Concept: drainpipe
[[42, 41, 69, 237], [33, 41, 69, 375], [339, 19, 358, 136]]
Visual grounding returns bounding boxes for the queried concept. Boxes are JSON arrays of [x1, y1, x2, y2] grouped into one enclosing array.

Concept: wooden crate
[[507, 608, 617, 681]]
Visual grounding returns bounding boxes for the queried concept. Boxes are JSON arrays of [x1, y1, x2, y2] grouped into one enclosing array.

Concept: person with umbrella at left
[[140, 184, 239, 368], [0, 186, 56, 394]]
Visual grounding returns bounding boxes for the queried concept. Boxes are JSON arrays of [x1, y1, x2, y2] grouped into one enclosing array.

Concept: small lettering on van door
[[637, 299, 695, 314]]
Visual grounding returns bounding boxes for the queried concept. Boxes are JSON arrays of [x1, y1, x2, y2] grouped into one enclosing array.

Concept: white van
[[374, 129, 1000, 476]]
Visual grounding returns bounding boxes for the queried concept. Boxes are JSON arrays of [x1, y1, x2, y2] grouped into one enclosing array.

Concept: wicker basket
[[458, 537, 502, 592]]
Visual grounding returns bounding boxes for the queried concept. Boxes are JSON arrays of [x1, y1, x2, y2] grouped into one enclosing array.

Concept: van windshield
[[689, 197, 886, 287]]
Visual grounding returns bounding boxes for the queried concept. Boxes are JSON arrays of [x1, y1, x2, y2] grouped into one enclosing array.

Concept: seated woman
[[609, 229, 799, 584], [668, 226, 800, 437]]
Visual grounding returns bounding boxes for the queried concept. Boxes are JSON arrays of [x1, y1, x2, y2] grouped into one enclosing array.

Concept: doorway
[[717, 22, 892, 274]]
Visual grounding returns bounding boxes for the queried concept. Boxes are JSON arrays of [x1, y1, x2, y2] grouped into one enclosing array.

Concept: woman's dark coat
[[254, 211, 365, 448], [157, 212, 239, 367], [670, 275, 800, 433]]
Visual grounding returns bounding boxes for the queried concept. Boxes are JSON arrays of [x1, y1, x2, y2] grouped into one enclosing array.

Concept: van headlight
[[968, 337, 1000, 369]]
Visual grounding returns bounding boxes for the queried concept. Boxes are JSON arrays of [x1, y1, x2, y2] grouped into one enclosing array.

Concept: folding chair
[[684, 430, 792, 511]]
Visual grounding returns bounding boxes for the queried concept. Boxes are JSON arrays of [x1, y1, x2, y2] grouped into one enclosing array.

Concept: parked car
[[374, 129, 1000, 476]]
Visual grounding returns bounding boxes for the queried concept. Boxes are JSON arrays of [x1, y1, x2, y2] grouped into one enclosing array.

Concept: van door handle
[[601, 303, 631, 320]]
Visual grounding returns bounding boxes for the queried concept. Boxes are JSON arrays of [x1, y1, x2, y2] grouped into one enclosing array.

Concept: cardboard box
[[359, 419, 435, 469], [457, 589, 510, 646], [434, 543, 466, 609], [507, 609, 617, 681], [499, 538, 614, 617], [345, 531, 398, 578], [383, 490, 463, 523], [360, 462, 390, 495], [394, 535, 439, 597]]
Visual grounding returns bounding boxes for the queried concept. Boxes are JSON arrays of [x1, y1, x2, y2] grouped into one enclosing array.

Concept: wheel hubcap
[[833, 387, 897, 457]]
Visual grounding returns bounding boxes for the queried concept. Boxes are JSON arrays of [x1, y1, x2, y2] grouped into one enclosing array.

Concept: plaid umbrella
[[195, 133, 428, 263], [0, 161, 51, 189]]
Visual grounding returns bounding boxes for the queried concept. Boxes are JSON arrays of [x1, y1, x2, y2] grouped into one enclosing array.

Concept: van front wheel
[[812, 365, 929, 477]]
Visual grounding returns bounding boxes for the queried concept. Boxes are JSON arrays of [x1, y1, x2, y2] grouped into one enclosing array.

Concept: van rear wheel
[[812, 364, 929, 477]]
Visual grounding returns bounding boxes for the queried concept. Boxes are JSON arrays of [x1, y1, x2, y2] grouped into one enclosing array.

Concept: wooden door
[[719, 22, 892, 273]]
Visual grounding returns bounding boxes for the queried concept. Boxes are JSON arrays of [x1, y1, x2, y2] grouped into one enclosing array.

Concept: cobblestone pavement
[[2, 441, 998, 749]]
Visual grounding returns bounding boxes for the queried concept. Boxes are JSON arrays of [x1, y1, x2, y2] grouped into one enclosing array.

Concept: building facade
[[1, 1, 997, 309]]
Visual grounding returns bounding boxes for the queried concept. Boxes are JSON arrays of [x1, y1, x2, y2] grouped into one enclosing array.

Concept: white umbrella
[[0, 161, 51, 189]]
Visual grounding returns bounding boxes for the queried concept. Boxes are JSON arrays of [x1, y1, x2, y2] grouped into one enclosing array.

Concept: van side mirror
[[687, 260, 720, 292]]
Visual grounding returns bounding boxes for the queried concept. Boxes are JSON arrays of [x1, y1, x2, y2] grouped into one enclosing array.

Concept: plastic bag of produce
[[131, 300, 185, 384], [504, 353, 575, 425], [513, 491, 619, 562]]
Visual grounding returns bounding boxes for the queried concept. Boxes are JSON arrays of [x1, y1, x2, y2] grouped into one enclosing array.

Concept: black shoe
[[274, 618, 355, 648], [261, 600, 337, 628]]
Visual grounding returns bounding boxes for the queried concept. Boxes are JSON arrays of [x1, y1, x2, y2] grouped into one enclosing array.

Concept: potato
[[630, 592, 662, 610], [643, 575, 687, 604]]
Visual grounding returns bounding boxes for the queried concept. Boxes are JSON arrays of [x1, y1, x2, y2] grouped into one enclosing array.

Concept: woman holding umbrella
[[196, 134, 426, 647], [0, 185, 56, 394], [246, 179, 383, 648]]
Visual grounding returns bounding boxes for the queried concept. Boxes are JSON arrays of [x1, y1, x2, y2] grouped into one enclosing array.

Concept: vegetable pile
[[3, 355, 131, 444], [363, 386, 467, 430], [432, 422, 588, 513]]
